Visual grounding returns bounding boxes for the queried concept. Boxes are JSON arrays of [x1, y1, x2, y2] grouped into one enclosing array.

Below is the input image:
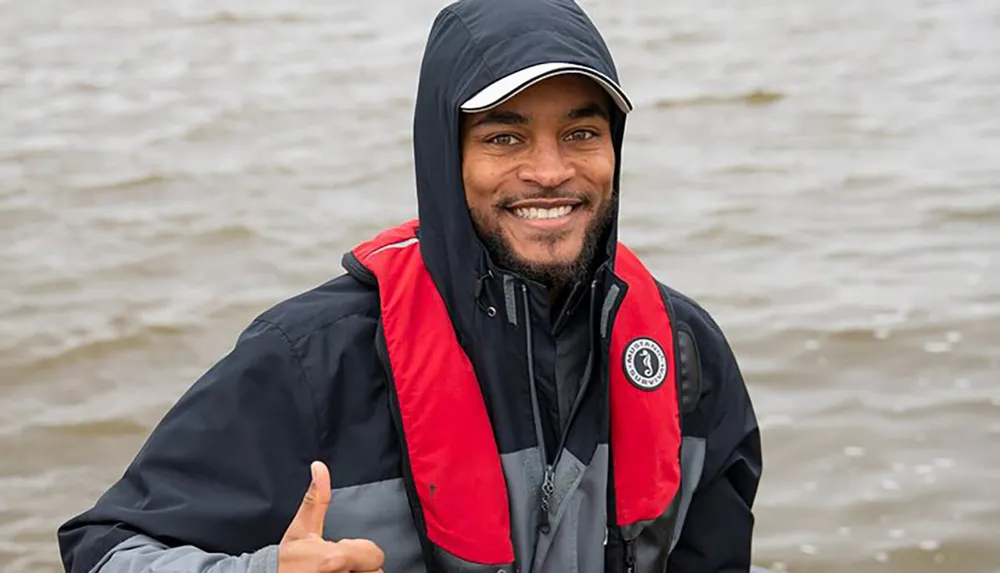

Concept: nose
[[518, 138, 575, 189]]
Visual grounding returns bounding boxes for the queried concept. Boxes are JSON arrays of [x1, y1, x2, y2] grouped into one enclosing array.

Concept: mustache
[[495, 189, 591, 209]]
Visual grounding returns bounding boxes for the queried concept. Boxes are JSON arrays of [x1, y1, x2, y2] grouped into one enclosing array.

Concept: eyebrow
[[467, 101, 610, 129], [567, 102, 609, 121], [468, 110, 528, 129]]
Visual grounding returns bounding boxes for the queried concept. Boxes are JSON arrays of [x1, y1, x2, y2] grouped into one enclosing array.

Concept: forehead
[[470, 74, 611, 120]]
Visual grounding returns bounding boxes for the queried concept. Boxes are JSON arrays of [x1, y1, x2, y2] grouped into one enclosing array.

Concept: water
[[1, 0, 998, 571]]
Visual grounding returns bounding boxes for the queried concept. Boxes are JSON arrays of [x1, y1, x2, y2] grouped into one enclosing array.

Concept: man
[[58, 1, 762, 572]]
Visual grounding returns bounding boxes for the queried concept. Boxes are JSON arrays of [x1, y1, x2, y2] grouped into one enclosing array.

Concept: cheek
[[462, 155, 488, 207], [576, 144, 615, 188], [593, 150, 616, 198], [463, 157, 509, 208]]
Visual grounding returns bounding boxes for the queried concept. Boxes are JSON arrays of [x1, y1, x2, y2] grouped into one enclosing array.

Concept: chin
[[520, 249, 578, 266], [513, 243, 583, 267]]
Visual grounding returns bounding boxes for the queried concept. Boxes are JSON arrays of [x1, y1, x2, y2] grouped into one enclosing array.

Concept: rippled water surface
[[1, 0, 998, 571]]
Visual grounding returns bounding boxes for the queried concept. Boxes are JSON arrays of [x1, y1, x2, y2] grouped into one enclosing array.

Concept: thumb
[[283, 461, 331, 542]]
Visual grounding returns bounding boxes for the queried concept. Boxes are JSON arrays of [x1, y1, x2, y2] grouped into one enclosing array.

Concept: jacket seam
[[254, 318, 322, 456], [442, 7, 499, 79], [281, 305, 380, 348]]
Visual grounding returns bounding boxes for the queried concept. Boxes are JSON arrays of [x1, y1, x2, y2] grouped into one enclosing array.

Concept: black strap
[[676, 323, 702, 415]]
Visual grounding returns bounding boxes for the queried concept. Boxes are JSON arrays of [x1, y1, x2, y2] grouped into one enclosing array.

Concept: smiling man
[[58, 1, 762, 573]]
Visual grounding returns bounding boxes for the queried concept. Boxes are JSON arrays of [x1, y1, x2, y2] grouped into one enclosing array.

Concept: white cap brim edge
[[460, 62, 633, 114]]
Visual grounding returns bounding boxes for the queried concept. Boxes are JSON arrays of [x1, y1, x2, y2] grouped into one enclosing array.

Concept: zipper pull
[[623, 538, 636, 573], [538, 465, 555, 534]]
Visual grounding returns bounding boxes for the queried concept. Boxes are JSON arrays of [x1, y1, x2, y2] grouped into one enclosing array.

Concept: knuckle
[[351, 539, 384, 567], [320, 551, 347, 571]]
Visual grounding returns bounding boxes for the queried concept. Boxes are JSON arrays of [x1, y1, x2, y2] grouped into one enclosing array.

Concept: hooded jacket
[[57, 1, 762, 572]]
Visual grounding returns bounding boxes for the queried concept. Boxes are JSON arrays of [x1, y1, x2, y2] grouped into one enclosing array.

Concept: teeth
[[513, 205, 574, 220]]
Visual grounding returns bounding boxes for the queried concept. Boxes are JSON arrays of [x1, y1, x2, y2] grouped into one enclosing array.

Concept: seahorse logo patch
[[623, 337, 668, 391]]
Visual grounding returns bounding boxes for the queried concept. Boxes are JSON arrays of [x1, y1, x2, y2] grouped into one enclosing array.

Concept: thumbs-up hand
[[278, 461, 385, 573]]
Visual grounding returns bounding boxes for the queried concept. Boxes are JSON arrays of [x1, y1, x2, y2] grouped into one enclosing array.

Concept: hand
[[278, 461, 385, 572]]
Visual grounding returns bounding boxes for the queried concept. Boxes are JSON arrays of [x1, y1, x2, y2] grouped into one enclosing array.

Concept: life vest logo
[[623, 337, 668, 390]]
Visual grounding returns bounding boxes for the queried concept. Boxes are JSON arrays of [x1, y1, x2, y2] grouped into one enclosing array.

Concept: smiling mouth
[[512, 205, 575, 220], [504, 197, 586, 221]]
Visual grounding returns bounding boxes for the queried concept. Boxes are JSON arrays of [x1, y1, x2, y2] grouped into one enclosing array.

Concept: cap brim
[[460, 62, 633, 114]]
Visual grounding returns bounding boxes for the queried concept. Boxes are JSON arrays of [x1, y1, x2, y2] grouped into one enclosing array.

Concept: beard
[[470, 194, 615, 291]]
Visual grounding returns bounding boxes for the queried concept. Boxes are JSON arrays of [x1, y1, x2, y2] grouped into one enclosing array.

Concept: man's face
[[461, 75, 616, 289]]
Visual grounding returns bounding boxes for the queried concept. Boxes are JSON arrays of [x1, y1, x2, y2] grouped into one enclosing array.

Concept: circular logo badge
[[623, 337, 668, 391]]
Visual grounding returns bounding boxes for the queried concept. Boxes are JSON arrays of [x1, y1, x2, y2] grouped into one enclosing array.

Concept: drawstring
[[475, 269, 497, 317]]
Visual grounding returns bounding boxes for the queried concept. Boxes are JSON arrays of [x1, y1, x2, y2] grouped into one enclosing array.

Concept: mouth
[[511, 204, 575, 220], [504, 198, 585, 221]]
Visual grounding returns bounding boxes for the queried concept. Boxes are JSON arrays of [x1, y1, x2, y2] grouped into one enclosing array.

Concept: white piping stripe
[[366, 237, 419, 259]]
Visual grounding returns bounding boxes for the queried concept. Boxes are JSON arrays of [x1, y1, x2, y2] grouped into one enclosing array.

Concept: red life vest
[[352, 220, 682, 566]]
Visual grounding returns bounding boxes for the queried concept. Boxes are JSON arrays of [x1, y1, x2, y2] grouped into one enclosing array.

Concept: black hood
[[412, 0, 628, 329]]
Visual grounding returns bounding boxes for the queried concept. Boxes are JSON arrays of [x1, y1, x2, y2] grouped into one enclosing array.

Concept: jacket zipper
[[521, 280, 599, 535], [521, 283, 553, 533], [623, 538, 637, 573]]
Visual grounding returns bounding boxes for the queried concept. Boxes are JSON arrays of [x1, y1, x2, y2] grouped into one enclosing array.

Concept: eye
[[485, 133, 521, 146], [566, 129, 599, 142]]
